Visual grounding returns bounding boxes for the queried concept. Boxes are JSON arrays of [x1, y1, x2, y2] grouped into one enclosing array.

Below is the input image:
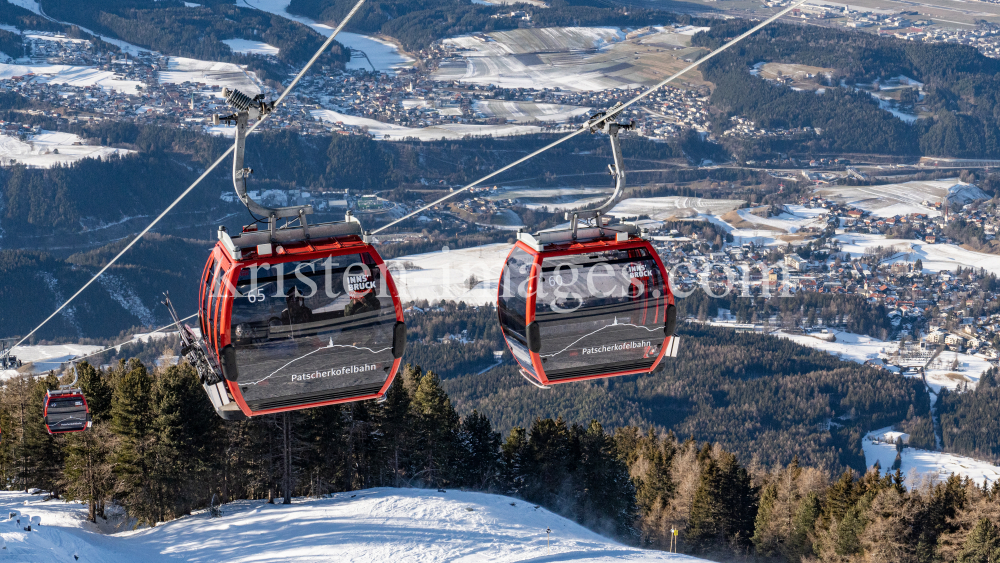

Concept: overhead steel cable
[[51, 313, 199, 369], [11, 0, 368, 350], [372, 0, 807, 235]]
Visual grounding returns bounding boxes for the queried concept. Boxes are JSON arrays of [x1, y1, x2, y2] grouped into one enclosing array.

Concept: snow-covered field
[[434, 27, 629, 91], [222, 38, 279, 56], [0, 130, 132, 168], [773, 329, 991, 397], [387, 243, 510, 306], [0, 488, 705, 562], [0, 344, 103, 379], [0, 62, 144, 94], [735, 204, 828, 233], [311, 109, 545, 140], [774, 329, 888, 363], [817, 179, 987, 218], [158, 57, 261, 95], [236, 0, 414, 72], [608, 196, 745, 221], [864, 427, 1000, 489], [834, 232, 1000, 275], [923, 351, 991, 397], [473, 100, 592, 123]]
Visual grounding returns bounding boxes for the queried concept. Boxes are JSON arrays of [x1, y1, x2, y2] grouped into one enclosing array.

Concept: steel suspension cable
[[11, 0, 368, 349], [60, 313, 199, 368], [372, 0, 807, 235]]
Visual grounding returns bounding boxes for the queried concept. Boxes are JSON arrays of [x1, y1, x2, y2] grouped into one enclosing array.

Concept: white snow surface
[[774, 329, 991, 401], [864, 427, 1000, 489], [311, 109, 545, 140], [608, 196, 745, 221], [774, 329, 888, 363], [387, 243, 510, 306], [222, 38, 279, 56], [158, 57, 261, 96], [735, 204, 828, 233], [0, 488, 707, 562], [472, 100, 592, 123], [236, 0, 414, 72], [5, 0, 43, 15], [817, 179, 987, 218], [834, 233, 1000, 275], [0, 130, 132, 168], [0, 62, 144, 94], [0, 344, 103, 379], [434, 27, 644, 91]]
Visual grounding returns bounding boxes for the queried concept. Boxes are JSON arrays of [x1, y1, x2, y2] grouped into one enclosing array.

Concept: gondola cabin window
[[498, 247, 536, 376], [226, 253, 397, 411], [534, 246, 668, 381]]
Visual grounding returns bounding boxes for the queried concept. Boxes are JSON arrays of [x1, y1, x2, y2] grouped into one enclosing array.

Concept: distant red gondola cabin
[[498, 227, 678, 387], [43, 389, 92, 434], [196, 220, 406, 419]]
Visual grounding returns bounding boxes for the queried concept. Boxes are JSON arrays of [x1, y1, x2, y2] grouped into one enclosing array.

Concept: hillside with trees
[[3, 355, 998, 562], [286, 0, 692, 52], [36, 0, 348, 85], [400, 303, 927, 474], [693, 20, 1000, 159]]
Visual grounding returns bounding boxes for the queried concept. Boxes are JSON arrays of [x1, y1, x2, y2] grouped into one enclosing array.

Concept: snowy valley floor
[[0, 488, 705, 562]]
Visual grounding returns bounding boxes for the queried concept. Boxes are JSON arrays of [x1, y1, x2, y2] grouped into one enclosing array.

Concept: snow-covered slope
[[864, 427, 1000, 489], [0, 488, 706, 562]]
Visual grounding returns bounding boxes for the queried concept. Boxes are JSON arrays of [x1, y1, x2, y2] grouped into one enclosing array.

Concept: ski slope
[[0, 488, 706, 562]]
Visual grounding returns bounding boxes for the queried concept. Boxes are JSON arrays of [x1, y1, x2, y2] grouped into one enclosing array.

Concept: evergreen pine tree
[[63, 425, 114, 522], [376, 374, 413, 487], [110, 360, 158, 525], [752, 483, 778, 555], [686, 456, 721, 551], [958, 518, 1000, 563], [410, 370, 459, 487], [500, 426, 527, 496], [788, 492, 820, 559], [456, 410, 500, 491], [522, 417, 573, 509], [76, 362, 112, 422], [151, 364, 220, 520], [577, 420, 638, 542]]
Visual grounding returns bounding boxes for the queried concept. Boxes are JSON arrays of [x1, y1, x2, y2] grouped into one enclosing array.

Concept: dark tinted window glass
[[535, 247, 665, 377], [498, 247, 535, 374], [229, 253, 396, 407]]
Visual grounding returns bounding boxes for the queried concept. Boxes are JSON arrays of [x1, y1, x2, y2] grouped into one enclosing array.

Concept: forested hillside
[[401, 303, 927, 474], [35, 0, 348, 84], [0, 235, 211, 340], [694, 21, 1000, 158], [4, 354, 997, 563], [286, 0, 692, 52], [937, 368, 1000, 463], [0, 118, 704, 243]]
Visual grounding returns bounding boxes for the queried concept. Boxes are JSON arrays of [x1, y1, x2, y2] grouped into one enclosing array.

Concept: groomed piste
[[0, 488, 708, 562]]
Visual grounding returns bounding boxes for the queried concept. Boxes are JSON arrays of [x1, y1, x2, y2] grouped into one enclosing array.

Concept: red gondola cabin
[[498, 226, 678, 387], [195, 219, 406, 419], [43, 389, 92, 434]]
